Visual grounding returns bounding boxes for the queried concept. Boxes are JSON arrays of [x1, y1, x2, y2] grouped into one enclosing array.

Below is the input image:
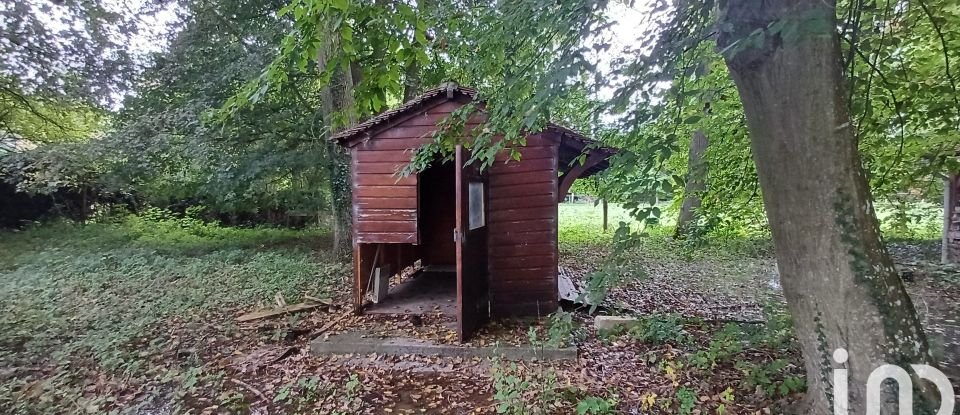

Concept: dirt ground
[[133, 240, 952, 414], [561, 239, 960, 382]]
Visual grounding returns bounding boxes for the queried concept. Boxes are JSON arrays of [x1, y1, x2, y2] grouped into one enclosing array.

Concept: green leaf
[[330, 0, 349, 11]]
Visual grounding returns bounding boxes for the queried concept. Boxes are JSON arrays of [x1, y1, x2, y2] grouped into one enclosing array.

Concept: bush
[[688, 323, 744, 370], [575, 394, 618, 414], [545, 310, 577, 348], [628, 313, 689, 345], [735, 359, 806, 397]]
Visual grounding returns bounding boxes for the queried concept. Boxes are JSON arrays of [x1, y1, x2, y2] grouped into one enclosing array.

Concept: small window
[[468, 181, 485, 230]]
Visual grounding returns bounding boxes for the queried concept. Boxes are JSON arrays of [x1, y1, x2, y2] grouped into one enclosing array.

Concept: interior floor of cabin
[[364, 269, 457, 317]]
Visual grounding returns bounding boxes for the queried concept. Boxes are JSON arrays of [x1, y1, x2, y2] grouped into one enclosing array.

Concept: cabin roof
[[332, 83, 617, 178]]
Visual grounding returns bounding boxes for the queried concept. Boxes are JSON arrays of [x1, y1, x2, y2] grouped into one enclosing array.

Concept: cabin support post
[[944, 174, 960, 264], [354, 243, 380, 313], [602, 199, 608, 232]]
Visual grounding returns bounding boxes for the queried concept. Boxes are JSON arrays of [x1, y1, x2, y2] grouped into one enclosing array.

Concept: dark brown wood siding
[[350, 100, 464, 244], [486, 133, 560, 316], [350, 97, 561, 317]]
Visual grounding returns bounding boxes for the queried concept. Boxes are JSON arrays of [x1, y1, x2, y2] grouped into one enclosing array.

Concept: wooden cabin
[[332, 83, 616, 341]]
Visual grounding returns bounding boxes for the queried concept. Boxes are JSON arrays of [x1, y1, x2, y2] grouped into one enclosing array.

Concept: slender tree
[[675, 129, 708, 237]]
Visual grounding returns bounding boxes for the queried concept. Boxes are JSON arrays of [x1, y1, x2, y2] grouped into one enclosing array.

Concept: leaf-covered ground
[[0, 205, 956, 414]]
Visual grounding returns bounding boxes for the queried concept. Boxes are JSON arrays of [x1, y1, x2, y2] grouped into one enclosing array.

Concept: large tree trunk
[[942, 174, 960, 264], [675, 129, 709, 237], [718, 1, 940, 413], [402, 0, 431, 101], [318, 27, 356, 258]]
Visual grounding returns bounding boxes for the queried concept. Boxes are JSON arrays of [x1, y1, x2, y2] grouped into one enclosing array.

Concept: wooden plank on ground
[[236, 300, 330, 323]]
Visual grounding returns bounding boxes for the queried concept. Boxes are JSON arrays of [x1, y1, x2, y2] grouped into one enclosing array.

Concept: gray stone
[[311, 332, 577, 361], [594, 315, 640, 331]]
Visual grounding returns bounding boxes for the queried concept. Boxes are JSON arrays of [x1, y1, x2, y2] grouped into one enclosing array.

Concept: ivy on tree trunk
[[317, 21, 356, 258], [718, 0, 941, 413]]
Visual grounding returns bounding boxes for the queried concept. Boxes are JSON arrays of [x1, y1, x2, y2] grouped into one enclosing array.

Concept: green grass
[[559, 202, 772, 260], [559, 199, 943, 259], [557, 202, 642, 248], [0, 212, 346, 397]]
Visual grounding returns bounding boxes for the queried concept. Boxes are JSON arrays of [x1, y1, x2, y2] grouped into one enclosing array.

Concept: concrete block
[[594, 315, 640, 331]]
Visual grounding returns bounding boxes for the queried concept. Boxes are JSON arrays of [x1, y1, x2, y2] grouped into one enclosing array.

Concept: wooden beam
[[944, 174, 960, 264], [236, 301, 330, 323], [602, 199, 608, 232], [558, 152, 608, 202], [354, 243, 380, 314]]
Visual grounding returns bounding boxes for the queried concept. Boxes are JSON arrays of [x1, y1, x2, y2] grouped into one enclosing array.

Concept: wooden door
[[455, 145, 489, 341]]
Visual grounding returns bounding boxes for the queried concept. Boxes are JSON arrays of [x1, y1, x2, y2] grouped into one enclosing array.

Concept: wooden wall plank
[[488, 158, 556, 174], [489, 242, 556, 258], [356, 136, 431, 150], [489, 255, 555, 270], [354, 174, 416, 186], [490, 301, 558, 318], [488, 206, 556, 222], [355, 208, 417, 222], [355, 197, 417, 210], [356, 232, 419, 244], [354, 185, 417, 198], [488, 195, 556, 212], [490, 282, 557, 293], [485, 220, 556, 234], [354, 162, 406, 175], [488, 265, 557, 277], [488, 184, 557, 199], [489, 170, 557, 187], [356, 221, 418, 233], [354, 150, 419, 163]]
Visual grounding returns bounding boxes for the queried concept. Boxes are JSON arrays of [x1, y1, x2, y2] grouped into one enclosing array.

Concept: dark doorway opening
[[419, 161, 456, 268]]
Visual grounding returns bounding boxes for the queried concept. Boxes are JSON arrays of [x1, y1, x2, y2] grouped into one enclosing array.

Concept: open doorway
[[419, 161, 456, 269], [365, 161, 457, 316]]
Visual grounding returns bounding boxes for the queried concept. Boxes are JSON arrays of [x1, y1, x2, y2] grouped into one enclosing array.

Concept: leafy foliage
[[575, 394, 619, 415], [0, 1, 160, 104], [628, 313, 690, 345], [3, 0, 350, 222]]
